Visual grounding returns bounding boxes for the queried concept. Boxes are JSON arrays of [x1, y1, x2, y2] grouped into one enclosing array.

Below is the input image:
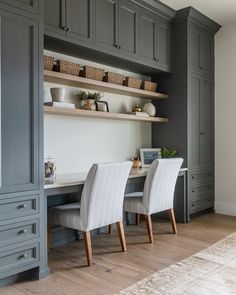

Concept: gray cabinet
[[152, 7, 220, 219], [157, 19, 171, 71], [44, 0, 66, 36], [0, 0, 39, 14]]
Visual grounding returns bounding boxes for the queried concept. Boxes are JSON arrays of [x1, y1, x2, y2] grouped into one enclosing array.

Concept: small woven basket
[[44, 55, 54, 71], [141, 81, 157, 92], [123, 77, 142, 89], [80, 66, 105, 81], [53, 60, 80, 76], [104, 72, 124, 85]]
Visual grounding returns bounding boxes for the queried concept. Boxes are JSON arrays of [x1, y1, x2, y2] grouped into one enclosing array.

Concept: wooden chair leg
[[168, 208, 177, 234], [116, 221, 127, 252], [136, 213, 140, 225], [108, 224, 112, 234], [83, 231, 93, 266], [47, 224, 52, 252], [145, 215, 154, 243]]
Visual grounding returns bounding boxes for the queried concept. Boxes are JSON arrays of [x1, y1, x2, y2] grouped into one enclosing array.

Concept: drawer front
[[189, 170, 214, 184], [0, 243, 39, 279], [189, 197, 214, 214], [0, 219, 39, 248], [0, 195, 39, 221], [189, 183, 214, 202]]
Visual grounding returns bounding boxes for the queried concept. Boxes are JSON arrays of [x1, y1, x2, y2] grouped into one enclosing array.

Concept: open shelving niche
[[44, 70, 169, 123]]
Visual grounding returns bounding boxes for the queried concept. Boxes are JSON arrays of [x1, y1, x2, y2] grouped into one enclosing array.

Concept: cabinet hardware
[[114, 44, 119, 48], [66, 27, 71, 32], [19, 229, 27, 234], [192, 176, 195, 179], [18, 203, 27, 209], [192, 189, 195, 193], [19, 253, 27, 260]]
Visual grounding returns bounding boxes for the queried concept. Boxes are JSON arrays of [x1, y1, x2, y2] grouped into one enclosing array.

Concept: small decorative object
[[142, 103, 156, 117], [80, 66, 105, 81], [141, 81, 158, 92], [53, 59, 80, 76], [161, 147, 177, 158], [104, 72, 124, 85], [44, 55, 54, 71], [140, 148, 161, 168], [44, 157, 56, 182], [95, 101, 109, 112], [123, 76, 142, 89], [50, 87, 66, 102], [76, 91, 103, 111], [132, 104, 142, 112], [132, 157, 142, 169]]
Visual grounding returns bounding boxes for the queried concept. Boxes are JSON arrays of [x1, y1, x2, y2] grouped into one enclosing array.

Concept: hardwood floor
[[2, 213, 236, 295]]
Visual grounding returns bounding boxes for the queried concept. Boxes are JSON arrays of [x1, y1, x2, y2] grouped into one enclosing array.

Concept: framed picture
[[95, 101, 109, 112], [140, 148, 161, 167]]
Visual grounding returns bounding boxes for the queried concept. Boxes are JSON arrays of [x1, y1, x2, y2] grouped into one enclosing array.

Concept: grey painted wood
[[44, 0, 66, 36], [0, 0, 38, 14], [157, 18, 171, 71], [118, 0, 139, 59], [95, 0, 119, 55], [65, 0, 94, 46]]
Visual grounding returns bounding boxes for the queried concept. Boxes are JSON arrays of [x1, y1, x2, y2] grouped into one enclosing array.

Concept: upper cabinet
[[0, 0, 39, 15], [44, 0, 174, 73], [189, 24, 214, 76]]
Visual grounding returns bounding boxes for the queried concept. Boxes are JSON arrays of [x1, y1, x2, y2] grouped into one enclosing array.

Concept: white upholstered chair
[[48, 161, 132, 266], [124, 158, 183, 243]]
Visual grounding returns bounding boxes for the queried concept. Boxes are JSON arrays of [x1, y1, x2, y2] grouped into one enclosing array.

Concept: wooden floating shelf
[[44, 70, 168, 100], [44, 106, 168, 123]]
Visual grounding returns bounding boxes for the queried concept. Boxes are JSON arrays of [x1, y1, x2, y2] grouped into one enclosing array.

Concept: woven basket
[[44, 55, 54, 71], [104, 72, 124, 85], [123, 77, 142, 89], [141, 81, 157, 92], [53, 60, 80, 76], [80, 66, 105, 81]]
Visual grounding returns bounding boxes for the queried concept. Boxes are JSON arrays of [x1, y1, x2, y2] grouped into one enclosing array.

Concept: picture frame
[[140, 148, 161, 167], [95, 101, 109, 112]]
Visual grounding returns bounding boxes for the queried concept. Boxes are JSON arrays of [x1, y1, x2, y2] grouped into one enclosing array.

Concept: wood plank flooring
[[1, 213, 236, 295]]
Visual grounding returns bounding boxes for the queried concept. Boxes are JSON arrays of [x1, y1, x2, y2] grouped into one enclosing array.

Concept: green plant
[[76, 91, 88, 101], [76, 91, 103, 101], [161, 147, 177, 158]]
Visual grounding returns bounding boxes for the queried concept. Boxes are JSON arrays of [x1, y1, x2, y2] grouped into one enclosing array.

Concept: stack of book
[[130, 111, 149, 117], [44, 101, 75, 109]]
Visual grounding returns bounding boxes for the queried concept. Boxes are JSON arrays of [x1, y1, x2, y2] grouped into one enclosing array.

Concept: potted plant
[[161, 147, 177, 158], [76, 91, 103, 111]]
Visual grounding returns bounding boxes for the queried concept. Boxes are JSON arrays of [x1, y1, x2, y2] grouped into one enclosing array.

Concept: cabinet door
[[65, 0, 94, 46], [157, 19, 171, 71], [0, 10, 39, 193], [95, 0, 118, 55], [118, 0, 139, 59], [189, 25, 201, 72], [140, 10, 157, 66], [0, 0, 38, 14], [44, 0, 66, 36]]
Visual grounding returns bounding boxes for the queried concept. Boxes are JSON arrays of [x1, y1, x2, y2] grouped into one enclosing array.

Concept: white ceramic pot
[[50, 87, 66, 102], [142, 103, 156, 117]]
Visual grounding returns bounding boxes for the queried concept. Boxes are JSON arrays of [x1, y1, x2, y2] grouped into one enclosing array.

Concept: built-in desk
[[39, 167, 188, 279]]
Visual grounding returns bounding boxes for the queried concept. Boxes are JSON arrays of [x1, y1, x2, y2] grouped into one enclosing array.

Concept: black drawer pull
[[192, 176, 195, 180], [18, 203, 27, 209], [19, 253, 27, 260], [192, 203, 195, 207], [192, 189, 195, 193], [19, 229, 27, 235]]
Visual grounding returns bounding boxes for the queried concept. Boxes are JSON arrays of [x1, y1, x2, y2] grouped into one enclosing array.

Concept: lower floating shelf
[[44, 106, 168, 123]]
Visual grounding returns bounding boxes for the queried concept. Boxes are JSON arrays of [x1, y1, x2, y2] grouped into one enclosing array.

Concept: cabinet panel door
[[44, 0, 66, 36], [189, 25, 201, 71], [200, 78, 214, 168], [118, 0, 139, 59], [95, 0, 118, 54], [0, 10, 39, 193], [200, 32, 214, 74], [0, 0, 38, 14], [157, 19, 171, 71], [140, 10, 157, 66], [189, 74, 201, 170], [66, 0, 94, 45]]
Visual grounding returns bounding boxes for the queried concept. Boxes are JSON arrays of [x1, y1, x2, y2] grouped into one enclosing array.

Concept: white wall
[[215, 23, 236, 216], [44, 50, 152, 174]]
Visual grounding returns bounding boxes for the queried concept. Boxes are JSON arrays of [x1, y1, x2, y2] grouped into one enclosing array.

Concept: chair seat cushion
[[48, 206, 84, 231], [123, 196, 147, 215], [51, 202, 81, 210], [125, 192, 143, 198]]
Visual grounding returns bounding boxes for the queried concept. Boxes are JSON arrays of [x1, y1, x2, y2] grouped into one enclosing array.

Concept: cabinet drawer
[[0, 219, 39, 248], [0, 243, 39, 279], [189, 170, 213, 183], [189, 197, 214, 214], [0, 195, 39, 221], [189, 183, 214, 201]]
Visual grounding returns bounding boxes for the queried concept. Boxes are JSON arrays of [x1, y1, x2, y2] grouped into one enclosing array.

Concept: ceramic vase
[[142, 103, 156, 117]]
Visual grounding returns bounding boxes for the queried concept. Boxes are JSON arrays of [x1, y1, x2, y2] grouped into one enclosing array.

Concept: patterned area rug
[[119, 232, 236, 295]]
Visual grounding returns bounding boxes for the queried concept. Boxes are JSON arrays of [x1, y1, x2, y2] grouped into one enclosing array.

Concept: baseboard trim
[[215, 201, 236, 216]]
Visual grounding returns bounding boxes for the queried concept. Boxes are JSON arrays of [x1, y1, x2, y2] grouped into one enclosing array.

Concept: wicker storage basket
[[80, 66, 105, 81], [141, 81, 157, 92], [104, 72, 124, 85], [44, 55, 54, 71], [53, 60, 80, 76], [123, 76, 142, 89]]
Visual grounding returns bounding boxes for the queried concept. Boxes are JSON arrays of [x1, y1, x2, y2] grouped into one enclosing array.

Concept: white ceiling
[[160, 0, 236, 25]]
